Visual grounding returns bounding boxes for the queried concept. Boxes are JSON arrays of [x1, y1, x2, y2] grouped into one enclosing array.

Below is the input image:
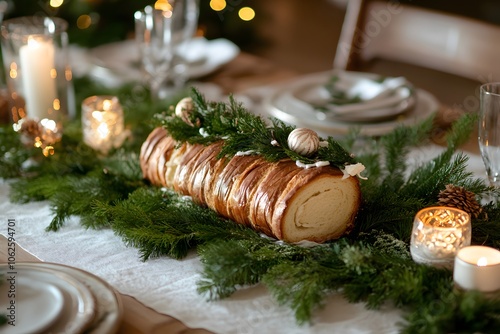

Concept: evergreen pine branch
[[445, 112, 478, 150], [260, 233, 456, 327], [92, 187, 262, 260], [400, 153, 470, 200], [403, 291, 500, 334], [9, 175, 65, 203], [0, 126, 34, 178], [46, 169, 142, 231], [263, 259, 345, 324], [378, 114, 435, 190], [158, 89, 357, 168], [197, 238, 327, 301]]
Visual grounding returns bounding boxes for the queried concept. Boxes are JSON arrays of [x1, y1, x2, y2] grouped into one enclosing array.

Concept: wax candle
[[454, 246, 500, 292], [19, 36, 58, 120], [410, 206, 471, 268], [82, 95, 125, 153]]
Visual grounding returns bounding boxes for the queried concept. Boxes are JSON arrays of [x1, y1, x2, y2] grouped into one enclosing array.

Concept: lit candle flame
[[92, 110, 104, 122], [102, 99, 112, 111], [477, 257, 488, 267], [97, 123, 109, 139], [27, 36, 39, 47]]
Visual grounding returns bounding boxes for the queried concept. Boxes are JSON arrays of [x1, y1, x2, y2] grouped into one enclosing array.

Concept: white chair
[[333, 0, 500, 114]]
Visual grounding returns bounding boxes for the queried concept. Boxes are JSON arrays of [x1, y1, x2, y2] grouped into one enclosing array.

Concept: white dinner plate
[[0, 275, 64, 334], [0, 264, 96, 333], [20, 263, 123, 334], [263, 71, 440, 137], [88, 37, 239, 84]]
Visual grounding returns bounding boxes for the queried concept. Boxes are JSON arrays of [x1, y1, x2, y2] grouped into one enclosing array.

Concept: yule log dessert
[[140, 93, 365, 243]]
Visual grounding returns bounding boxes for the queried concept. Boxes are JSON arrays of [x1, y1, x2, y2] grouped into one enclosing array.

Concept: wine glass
[[134, 0, 199, 100], [478, 82, 500, 188]]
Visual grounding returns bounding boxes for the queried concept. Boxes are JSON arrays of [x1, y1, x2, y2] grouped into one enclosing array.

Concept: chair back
[[334, 0, 500, 83]]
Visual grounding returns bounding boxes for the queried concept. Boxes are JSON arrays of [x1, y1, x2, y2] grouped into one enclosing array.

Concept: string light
[[238, 7, 255, 21], [154, 0, 173, 11], [77, 15, 92, 29], [210, 0, 226, 11], [49, 0, 64, 8]]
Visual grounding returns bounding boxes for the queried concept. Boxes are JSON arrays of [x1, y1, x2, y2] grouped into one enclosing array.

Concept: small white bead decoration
[[236, 150, 256, 156], [295, 160, 330, 169], [199, 127, 209, 137], [175, 97, 194, 125], [287, 128, 320, 156]]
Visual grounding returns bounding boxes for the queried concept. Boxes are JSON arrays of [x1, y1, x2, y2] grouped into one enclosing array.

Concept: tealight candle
[[454, 246, 500, 292], [82, 95, 125, 153], [410, 206, 471, 268]]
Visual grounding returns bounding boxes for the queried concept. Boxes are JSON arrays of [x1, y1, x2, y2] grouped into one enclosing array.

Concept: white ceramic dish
[[88, 37, 239, 84], [20, 262, 123, 334], [0, 275, 64, 334], [293, 77, 415, 122], [263, 71, 440, 137], [0, 264, 96, 333]]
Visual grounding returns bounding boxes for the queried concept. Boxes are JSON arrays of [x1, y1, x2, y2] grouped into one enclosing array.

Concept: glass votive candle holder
[[454, 246, 500, 293], [0, 16, 75, 153], [82, 95, 126, 154], [410, 206, 471, 268]]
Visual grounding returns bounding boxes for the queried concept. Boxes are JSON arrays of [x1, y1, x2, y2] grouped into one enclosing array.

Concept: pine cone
[[438, 184, 482, 219]]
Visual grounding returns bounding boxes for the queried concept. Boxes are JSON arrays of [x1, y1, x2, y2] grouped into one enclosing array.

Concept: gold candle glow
[[410, 206, 471, 268], [82, 95, 125, 153]]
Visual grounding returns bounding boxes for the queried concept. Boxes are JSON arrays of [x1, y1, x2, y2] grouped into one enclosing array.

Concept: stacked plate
[[0, 263, 122, 334], [263, 70, 440, 137]]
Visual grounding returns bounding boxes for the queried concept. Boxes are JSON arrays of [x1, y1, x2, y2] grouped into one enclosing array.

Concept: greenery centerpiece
[[1, 79, 500, 333]]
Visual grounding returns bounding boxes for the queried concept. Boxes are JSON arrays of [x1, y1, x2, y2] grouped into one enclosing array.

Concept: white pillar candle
[[410, 206, 471, 268], [454, 246, 500, 292], [82, 95, 125, 153], [19, 37, 58, 120]]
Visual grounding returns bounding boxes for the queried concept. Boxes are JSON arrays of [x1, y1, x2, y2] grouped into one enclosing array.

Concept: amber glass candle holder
[[82, 95, 126, 154]]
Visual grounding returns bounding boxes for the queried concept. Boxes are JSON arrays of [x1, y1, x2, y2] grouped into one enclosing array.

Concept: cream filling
[[164, 149, 185, 187], [282, 178, 358, 242]]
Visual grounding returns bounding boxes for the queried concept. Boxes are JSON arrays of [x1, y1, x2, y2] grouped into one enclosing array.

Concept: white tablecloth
[[0, 145, 487, 334]]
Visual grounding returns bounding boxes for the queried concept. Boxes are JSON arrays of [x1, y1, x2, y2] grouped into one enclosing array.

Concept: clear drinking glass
[[479, 82, 500, 187], [134, 0, 199, 100]]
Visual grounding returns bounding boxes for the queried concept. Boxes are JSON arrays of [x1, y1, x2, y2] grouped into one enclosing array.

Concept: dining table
[[0, 39, 491, 334]]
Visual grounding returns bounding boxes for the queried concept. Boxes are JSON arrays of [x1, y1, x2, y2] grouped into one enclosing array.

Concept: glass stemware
[[134, 0, 199, 100], [478, 82, 500, 188]]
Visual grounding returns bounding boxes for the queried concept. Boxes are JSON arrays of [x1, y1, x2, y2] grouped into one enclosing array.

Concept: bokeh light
[[238, 7, 255, 21], [77, 15, 92, 29], [155, 0, 173, 11], [210, 0, 226, 11], [50, 0, 64, 8]]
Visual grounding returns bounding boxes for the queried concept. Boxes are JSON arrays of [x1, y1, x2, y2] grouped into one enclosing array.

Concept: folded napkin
[[324, 74, 413, 115], [341, 76, 408, 101]]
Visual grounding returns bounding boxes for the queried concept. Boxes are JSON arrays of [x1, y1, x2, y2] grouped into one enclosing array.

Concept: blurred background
[[3, 0, 500, 74]]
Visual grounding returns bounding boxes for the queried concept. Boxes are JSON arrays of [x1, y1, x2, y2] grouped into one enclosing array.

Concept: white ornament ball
[[175, 97, 194, 125], [287, 128, 320, 156]]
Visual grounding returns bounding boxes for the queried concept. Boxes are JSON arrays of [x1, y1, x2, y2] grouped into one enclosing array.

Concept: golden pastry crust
[[139, 127, 361, 243]]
